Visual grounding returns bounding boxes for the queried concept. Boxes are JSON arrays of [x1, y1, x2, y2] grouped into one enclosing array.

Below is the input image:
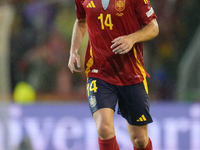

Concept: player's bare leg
[[93, 108, 120, 150], [127, 123, 152, 150], [93, 108, 115, 139]]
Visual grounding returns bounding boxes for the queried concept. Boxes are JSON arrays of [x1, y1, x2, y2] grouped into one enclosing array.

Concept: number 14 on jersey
[[98, 13, 113, 30]]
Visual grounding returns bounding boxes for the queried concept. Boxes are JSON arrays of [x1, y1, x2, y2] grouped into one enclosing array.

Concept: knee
[[97, 123, 115, 140], [133, 135, 148, 148]]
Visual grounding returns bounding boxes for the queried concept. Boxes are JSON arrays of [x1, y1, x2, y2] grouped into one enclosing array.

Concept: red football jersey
[[75, 0, 157, 85]]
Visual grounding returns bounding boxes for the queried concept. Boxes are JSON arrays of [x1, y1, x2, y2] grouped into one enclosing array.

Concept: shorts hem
[[126, 120, 153, 126], [91, 107, 116, 115]]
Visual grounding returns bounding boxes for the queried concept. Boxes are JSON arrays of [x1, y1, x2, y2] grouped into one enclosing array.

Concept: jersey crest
[[115, 0, 125, 12]]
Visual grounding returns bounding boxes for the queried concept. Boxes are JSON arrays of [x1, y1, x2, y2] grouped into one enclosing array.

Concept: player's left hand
[[68, 52, 82, 73], [111, 35, 135, 54]]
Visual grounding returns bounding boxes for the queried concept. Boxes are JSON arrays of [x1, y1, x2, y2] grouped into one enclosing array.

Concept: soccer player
[[68, 0, 159, 150]]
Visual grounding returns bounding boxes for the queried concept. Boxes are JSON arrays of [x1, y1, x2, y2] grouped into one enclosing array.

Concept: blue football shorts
[[86, 77, 153, 126]]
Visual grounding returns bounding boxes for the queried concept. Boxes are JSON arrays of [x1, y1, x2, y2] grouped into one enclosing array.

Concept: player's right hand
[[68, 52, 82, 73]]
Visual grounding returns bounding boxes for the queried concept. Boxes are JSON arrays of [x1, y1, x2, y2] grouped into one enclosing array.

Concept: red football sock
[[134, 138, 152, 150], [98, 136, 120, 150]]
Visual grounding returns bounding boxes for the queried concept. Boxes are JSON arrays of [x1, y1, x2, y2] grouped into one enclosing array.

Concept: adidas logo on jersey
[[137, 114, 147, 122], [86, 1, 96, 8]]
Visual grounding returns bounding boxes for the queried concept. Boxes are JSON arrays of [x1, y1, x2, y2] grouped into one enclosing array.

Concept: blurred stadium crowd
[[1, 0, 200, 102]]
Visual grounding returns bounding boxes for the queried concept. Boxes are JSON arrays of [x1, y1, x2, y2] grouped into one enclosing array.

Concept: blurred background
[[0, 0, 200, 150]]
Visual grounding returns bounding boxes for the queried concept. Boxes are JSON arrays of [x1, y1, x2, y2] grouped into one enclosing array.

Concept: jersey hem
[[87, 74, 145, 86]]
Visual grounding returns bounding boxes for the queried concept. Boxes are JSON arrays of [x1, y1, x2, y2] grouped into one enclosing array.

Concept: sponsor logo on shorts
[[89, 96, 97, 108], [136, 114, 147, 122]]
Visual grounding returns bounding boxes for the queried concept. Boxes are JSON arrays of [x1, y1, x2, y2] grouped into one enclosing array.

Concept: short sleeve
[[75, 0, 86, 19], [134, 0, 157, 26]]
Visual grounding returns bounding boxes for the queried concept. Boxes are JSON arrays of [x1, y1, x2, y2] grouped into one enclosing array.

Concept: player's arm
[[111, 19, 159, 54], [68, 18, 87, 73]]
